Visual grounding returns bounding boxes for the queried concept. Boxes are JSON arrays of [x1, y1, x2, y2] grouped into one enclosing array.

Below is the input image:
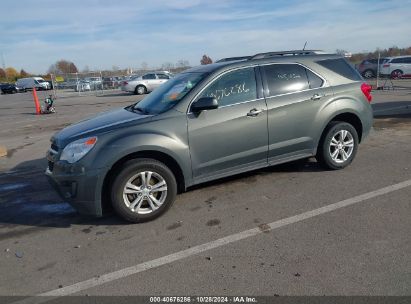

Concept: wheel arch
[[135, 84, 147, 94], [391, 69, 404, 79], [362, 69, 374, 77], [321, 112, 363, 144], [101, 150, 186, 213]]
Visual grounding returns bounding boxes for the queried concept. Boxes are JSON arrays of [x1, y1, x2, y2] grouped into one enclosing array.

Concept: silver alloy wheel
[[329, 129, 354, 164], [363, 70, 373, 78], [122, 171, 168, 214], [137, 86, 145, 95]]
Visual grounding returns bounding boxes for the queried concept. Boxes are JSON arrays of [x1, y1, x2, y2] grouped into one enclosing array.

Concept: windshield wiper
[[133, 106, 150, 115]]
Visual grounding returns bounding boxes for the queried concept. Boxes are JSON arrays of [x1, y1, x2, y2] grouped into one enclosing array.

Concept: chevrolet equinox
[[46, 50, 373, 222]]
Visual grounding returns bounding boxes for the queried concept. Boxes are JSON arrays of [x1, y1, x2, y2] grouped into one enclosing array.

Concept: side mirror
[[191, 97, 218, 113]]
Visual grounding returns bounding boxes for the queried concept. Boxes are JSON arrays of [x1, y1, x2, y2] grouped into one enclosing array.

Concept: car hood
[[52, 107, 151, 148]]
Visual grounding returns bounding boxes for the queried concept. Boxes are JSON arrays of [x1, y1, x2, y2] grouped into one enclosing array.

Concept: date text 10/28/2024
[[149, 296, 257, 303]]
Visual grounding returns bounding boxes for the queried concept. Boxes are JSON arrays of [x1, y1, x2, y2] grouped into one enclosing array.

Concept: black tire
[[135, 85, 147, 95], [111, 158, 177, 223], [316, 121, 359, 170], [391, 69, 403, 79], [362, 69, 374, 79]]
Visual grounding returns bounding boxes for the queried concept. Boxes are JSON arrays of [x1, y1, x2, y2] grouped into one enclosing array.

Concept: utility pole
[[1, 51, 7, 81]]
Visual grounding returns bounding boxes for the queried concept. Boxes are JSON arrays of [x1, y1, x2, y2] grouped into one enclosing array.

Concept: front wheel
[[135, 85, 146, 95], [111, 159, 177, 223], [316, 122, 359, 170]]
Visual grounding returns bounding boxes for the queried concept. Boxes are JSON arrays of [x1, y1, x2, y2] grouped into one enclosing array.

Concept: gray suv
[[46, 50, 373, 222]]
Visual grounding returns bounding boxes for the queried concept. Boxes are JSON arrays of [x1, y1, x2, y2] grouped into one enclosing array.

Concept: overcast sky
[[1, 0, 410, 73]]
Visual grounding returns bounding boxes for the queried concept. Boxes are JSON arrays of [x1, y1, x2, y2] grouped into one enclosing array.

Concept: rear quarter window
[[316, 58, 362, 81], [305, 69, 324, 89]]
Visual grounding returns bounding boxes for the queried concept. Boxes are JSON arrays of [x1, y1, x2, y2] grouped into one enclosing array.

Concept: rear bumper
[[45, 162, 107, 217]]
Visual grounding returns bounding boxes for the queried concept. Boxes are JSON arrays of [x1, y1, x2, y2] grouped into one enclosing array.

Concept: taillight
[[361, 83, 372, 103], [383, 64, 390, 68], [123, 81, 128, 85]]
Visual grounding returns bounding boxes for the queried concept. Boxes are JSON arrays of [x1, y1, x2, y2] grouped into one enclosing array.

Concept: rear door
[[156, 73, 170, 88], [260, 63, 332, 162], [142, 73, 157, 91], [187, 67, 268, 181], [391, 58, 407, 75]]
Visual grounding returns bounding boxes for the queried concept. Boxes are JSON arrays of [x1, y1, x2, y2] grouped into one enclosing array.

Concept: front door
[[187, 67, 268, 182]]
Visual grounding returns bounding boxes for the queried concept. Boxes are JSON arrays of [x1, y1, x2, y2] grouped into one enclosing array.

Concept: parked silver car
[[121, 72, 173, 95], [46, 50, 373, 223]]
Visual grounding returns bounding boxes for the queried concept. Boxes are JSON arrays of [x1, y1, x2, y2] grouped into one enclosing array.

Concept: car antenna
[[303, 41, 307, 50]]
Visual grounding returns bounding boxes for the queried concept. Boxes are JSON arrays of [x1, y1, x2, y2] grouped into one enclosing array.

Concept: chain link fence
[[49, 66, 191, 98], [50, 71, 131, 98]]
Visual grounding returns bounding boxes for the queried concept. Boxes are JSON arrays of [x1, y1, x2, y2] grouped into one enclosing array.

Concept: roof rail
[[250, 50, 325, 60], [216, 56, 251, 63]]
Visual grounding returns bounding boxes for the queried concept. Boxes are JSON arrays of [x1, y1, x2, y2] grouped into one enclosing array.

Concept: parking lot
[[0, 86, 410, 298]]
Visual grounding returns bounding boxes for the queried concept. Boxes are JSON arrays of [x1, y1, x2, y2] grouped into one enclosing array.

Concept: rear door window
[[261, 64, 309, 97], [157, 74, 170, 79]]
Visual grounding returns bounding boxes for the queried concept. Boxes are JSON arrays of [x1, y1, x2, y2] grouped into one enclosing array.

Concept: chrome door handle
[[247, 108, 263, 117], [311, 94, 322, 100]]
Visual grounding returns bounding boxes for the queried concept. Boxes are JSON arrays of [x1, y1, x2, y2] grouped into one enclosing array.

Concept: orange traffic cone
[[32, 87, 41, 115]]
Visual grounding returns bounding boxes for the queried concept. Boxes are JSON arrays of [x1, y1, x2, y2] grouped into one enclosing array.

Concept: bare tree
[[141, 62, 148, 71], [82, 65, 90, 73], [176, 59, 190, 68], [335, 49, 348, 56], [48, 60, 78, 74], [161, 62, 174, 71], [0, 68, 6, 79], [200, 54, 213, 65], [20, 69, 29, 77]]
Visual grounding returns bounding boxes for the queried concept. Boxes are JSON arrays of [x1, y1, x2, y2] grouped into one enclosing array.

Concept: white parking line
[[14, 179, 411, 304]]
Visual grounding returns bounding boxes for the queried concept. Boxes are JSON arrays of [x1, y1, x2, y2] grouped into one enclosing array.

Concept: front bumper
[[45, 159, 107, 217]]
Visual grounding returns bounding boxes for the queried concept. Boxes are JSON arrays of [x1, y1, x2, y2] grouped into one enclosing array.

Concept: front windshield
[[131, 72, 207, 114]]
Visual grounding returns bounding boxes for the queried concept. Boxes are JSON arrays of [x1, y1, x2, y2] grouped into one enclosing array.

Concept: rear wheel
[[135, 85, 147, 95], [111, 159, 177, 223], [391, 69, 403, 79], [316, 121, 359, 170], [363, 69, 374, 79]]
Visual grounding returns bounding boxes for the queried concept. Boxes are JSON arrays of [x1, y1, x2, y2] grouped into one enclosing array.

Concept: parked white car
[[121, 72, 173, 95], [379, 56, 411, 78], [16, 77, 50, 91]]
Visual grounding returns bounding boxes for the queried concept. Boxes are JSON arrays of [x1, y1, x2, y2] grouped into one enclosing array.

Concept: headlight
[[60, 137, 97, 164]]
